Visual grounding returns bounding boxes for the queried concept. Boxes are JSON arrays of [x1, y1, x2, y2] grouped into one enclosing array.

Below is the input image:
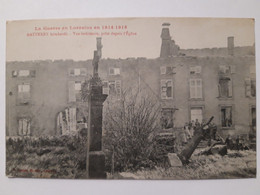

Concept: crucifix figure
[[92, 51, 99, 77], [92, 37, 102, 77]]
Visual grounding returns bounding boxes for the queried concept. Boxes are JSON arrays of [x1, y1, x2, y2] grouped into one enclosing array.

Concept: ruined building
[[6, 23, 256, 139], [160, 23, 180, 57]]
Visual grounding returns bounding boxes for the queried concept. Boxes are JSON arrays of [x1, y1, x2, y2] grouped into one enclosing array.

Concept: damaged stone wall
[[6, 60, 92, 136], [57, 107, 77, 135], [6, 47, 255, 138], [57, 107, 88, 135]]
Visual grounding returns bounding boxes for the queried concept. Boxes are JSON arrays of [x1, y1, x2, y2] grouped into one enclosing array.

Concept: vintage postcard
[[6, 18, 256, 179]]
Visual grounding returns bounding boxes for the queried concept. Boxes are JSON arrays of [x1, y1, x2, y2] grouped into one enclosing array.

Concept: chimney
[[160, 23, 172, 58], [160, 23, 179, 57], [227, 36, 234, 56]]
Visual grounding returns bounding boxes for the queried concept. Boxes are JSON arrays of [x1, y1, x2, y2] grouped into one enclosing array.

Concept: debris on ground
[[112, 149, 256, 180], [199, 144, 227, 156], [167, 153, 183, 167]]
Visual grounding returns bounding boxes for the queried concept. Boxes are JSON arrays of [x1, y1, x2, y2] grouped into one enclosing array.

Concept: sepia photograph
[[6, 17, 256, 180]]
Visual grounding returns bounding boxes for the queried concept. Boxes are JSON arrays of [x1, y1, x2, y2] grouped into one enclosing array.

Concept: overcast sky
[[6, 17, 255, 61]]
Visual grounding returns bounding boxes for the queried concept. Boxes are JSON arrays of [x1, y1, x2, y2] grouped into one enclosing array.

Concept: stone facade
[[6, 25, 256, 139]]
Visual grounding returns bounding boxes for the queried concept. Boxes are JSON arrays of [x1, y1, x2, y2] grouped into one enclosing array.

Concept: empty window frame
[[69, 68, 87, 76], [190, 66, 201, 75], [18, 118, 31, 136], [19, 70, 30, 77], [102, 80, 121, 99], [18, 84, 31, 104], [161, 79, 173, 99], [161, 108, 174, 129], [218, 77, 232, 98], [109, 68, 120, 75], [190, 107, 203, 123], [190, 79, 202, 99], [245, 78, 256, 97], [219, 65, 235, 75], [12, 70, 36, 77], [160, 66, 175, 75], [221, 106, 233, 128]]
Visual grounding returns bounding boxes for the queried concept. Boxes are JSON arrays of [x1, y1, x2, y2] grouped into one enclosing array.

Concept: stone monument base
[[88, 151, 106, 179]]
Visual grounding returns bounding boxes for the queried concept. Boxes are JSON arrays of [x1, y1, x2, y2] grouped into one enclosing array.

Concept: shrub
[[6, 134, 88, 178], [103, 88, 161, 172]]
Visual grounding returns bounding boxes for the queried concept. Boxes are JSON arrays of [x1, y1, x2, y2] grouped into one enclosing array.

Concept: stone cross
[[86, 37, 107, 179]]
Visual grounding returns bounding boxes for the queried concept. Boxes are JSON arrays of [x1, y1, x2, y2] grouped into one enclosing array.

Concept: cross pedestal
[[87, 77, 107, 179]]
